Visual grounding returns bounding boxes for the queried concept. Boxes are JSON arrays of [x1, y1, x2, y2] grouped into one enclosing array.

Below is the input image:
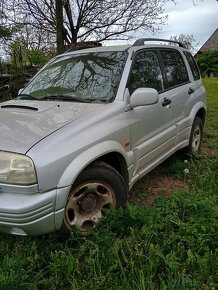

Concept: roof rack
[[66, 41, 102, 52], [133, 38, 185, 48]]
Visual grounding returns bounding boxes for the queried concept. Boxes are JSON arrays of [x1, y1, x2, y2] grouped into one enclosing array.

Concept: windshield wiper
[[17, 94, 107, 103], [17, 94, 40, 100], [41, 95, 94, 103]]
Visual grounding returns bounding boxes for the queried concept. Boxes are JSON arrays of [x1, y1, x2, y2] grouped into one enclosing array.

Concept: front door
[[126, 49, 176, 176]]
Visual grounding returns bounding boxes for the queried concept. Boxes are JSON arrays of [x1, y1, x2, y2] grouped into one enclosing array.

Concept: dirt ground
[[128, 168, 186, 207], [128, 145, 217, 207]]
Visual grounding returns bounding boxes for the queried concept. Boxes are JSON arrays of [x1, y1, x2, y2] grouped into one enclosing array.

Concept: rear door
[[183, 51, 204, 108], [158, 49, 192, 144]]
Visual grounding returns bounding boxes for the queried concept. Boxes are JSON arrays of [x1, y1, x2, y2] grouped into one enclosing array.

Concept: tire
[[188, 116, 203, 153], [59, 161, 128, 239]]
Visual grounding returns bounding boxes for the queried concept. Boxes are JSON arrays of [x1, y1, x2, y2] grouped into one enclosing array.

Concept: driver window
[[128, 50, 164, 95]]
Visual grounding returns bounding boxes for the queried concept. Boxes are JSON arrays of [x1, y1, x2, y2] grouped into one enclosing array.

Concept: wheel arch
[[57, 140, 132, 190], [94, 152, 129, 185], [195, 107, 206, 127], [189, 102, 206, 128]]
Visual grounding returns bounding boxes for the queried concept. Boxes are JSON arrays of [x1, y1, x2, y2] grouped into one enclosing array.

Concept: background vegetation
[[0, 78, 217, 290], [196, 52, 218, 77], [0, 0, 175, 54]]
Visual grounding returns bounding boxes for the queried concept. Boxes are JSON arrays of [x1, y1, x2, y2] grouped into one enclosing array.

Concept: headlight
[[0, 151, 37, 185]]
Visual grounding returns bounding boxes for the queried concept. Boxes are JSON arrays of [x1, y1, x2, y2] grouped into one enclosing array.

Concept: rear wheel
[[188, 116, 203, 153], [59, 161, 127, 239]]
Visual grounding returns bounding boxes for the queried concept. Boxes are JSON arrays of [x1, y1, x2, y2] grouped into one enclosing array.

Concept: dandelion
[[184, 160, 189, 164], [184, 168, 189, 181]]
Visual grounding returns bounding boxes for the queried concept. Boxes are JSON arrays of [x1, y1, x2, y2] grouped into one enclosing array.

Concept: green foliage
[[0, 42, 50, 101], [0, 24, 23, 39], [9, 38, 50, 67], [0, 25, 13, 39], [27, 49, 50, 66], [203, 77, 218, 148], [0, 78, 217, 289], [196, 51, 218, 77]]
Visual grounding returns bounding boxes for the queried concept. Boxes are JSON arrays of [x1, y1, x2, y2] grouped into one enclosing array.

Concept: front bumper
[[0, 186, 70, 236]]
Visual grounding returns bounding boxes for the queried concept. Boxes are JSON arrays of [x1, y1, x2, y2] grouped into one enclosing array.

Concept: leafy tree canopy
[[0, 25, 13, 39], [196, 51, 218, 76], [0, 24, 22, 39]]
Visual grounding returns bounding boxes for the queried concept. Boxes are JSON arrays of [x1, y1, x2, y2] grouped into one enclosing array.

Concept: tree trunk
[[55, 0, 65, 54]]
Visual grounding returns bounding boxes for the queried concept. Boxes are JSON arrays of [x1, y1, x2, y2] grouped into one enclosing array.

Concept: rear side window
[[128, 50, 164, 94], [160, 50, 189, 89], [184, 51, 200, 81]]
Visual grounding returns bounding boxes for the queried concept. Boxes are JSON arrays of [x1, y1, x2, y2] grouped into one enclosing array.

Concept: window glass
[[128, 50, 163, 94], [184, 51, 200, 81], [160, 50, 189, 88], [21, 51, 127, 103]]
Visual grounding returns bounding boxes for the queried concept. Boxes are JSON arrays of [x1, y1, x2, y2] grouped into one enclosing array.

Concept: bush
[[196, 51, 218, 77]]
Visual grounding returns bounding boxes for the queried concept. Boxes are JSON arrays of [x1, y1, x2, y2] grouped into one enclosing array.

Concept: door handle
[[162, 97, 171, 107], [188, 87, 195, 94]]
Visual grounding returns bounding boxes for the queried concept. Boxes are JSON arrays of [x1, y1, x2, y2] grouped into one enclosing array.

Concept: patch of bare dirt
[[201, 145, 218, 155], [128, 169, 186, 207], [128, 144, 217, 208]]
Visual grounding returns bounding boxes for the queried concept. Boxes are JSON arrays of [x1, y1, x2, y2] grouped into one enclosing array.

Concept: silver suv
[[0, 39, 206, 238]]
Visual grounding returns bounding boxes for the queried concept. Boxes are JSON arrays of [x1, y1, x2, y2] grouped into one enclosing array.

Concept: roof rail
[[133, 38, 185, 48]]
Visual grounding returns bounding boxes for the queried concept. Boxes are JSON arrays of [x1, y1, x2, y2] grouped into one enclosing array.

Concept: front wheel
[[188, 116, 203, 153], [59, 161, 128, 239]]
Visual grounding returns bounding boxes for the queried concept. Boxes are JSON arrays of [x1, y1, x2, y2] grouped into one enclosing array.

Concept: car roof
[[63, 45, 131, 55], [58, 38, 189, 58]]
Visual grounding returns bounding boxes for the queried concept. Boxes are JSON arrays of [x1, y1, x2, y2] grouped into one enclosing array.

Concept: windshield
[[20, 51, 127, 103]]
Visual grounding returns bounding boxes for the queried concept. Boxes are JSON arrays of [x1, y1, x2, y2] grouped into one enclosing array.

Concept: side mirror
[[130, 88, 159, 107]]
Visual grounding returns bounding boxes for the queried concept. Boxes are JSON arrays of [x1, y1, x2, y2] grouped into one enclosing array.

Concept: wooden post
[[55, 0, 65, 54]]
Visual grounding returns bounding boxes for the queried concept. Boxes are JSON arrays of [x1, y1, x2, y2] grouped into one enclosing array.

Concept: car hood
[[0, 100, 103, 154]]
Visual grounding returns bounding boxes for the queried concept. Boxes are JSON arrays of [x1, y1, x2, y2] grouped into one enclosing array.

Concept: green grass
[[0, 78, 217, 290], [203, 77, 218, 148]]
